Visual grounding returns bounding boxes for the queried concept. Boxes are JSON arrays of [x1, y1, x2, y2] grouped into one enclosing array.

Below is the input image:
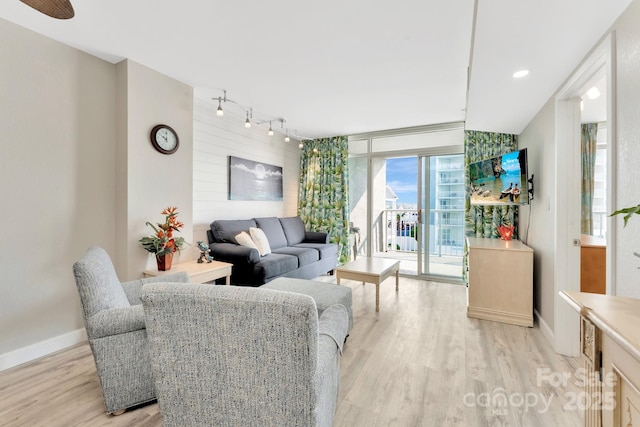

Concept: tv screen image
[[468, 149, 529, 206]]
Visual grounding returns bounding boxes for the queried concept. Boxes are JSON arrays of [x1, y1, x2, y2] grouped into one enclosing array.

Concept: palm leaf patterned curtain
[[581, 123, 598, 235], [298, 136, 351, 264], [463, 130, 519, 279]]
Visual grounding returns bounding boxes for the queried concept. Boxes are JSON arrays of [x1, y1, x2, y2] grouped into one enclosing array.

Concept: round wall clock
[[150, 124, 179, 154]]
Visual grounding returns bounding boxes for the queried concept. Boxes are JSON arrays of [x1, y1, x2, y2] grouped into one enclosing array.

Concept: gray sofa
[[207, 216, 338, 286], [141, 282, 349, 427]]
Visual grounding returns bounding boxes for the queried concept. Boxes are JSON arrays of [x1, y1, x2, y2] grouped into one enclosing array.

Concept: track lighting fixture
[[213, 91, 306, 143], [298, 142, 304, 149]]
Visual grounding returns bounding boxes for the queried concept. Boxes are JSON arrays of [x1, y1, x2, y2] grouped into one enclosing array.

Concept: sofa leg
[[328, 269, 335, 276], [111, 409, 126, 416]]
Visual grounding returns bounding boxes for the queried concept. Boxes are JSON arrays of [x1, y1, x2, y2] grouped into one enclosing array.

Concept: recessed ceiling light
[[513, 69, 530, 79], [586, 87, 601, 100]]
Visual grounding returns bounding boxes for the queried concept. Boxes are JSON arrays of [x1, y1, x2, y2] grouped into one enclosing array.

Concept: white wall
[[192, 97, 300, 243], [518, 98, 557, 331], [0, 18, 116, 365], [611, 0, 640, 298], [115, 60, 194, 280]]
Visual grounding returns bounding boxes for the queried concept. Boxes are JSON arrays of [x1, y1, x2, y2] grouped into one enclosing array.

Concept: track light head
[[245, 110, 251, 128], [216, 97, 224, 117], [268, 122, 274, 136]]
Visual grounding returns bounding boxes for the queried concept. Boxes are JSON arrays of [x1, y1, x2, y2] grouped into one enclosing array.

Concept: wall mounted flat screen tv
[[468, 148, 529, 206]]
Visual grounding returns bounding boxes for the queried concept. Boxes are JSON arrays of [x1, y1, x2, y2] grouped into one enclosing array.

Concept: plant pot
[[156, 252, 173, 271]]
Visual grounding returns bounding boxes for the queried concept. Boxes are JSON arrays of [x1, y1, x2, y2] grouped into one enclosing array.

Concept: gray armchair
[[72, 247, 189, 414], [141, 282, 349, 427]]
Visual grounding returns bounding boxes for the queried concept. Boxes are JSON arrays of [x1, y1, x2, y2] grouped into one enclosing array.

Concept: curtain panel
[[298, 136, 351, 264], [581, 123, 598, 235], [463, 130, 519, 279]]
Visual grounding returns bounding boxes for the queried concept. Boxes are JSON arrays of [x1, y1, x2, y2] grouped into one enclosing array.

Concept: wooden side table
[[143, 260, 233, 285]]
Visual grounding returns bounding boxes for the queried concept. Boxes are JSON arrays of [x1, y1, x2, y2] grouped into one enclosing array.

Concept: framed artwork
[[228, 156, 283, 201]]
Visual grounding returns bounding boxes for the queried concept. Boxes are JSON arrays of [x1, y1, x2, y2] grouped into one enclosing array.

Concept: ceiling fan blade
[[19, 0, 75, 19]]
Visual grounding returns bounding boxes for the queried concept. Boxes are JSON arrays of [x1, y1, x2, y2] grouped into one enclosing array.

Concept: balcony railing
[[384, 208, 464, 257]]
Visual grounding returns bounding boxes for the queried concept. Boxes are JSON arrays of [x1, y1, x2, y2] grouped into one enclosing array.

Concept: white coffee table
[[336, 257, 400, 311], [143, 260, 233, 285]]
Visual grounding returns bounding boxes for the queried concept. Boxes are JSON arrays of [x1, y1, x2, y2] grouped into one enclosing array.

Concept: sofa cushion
[[294, 242, 339, 260], [249, 227, 271, 256], [271, 246, 319, 267], [254, 217, 288, 250], [254, 253, 299, 280], [235, 231, 259, 250], [279, 216, 306, 246], [210, 219, 257, 244]]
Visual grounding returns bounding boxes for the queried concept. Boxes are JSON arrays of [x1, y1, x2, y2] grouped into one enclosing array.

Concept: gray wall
[[0, 18, 117, 360], [115, 60, 195, 280]]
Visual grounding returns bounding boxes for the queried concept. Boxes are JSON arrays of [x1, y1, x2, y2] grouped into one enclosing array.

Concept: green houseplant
[[139, 206, 186, 270], [611, 204, 640, 266], [611, 204, 640, 227]]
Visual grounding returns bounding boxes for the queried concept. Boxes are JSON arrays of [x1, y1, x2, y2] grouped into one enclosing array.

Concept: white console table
[[466, 237, 533, 327], [561, 291, 640, 427]]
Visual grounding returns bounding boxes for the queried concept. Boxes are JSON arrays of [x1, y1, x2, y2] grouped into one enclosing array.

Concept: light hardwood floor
[[0, 277, 583, 426]]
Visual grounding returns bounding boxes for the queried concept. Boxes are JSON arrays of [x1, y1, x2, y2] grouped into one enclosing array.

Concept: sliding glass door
[[418, 154, 464, 277], [347, 123, 465, 281]]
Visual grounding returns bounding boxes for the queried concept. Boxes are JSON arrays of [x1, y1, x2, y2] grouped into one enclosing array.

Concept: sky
[[386, 157, 417, 205]]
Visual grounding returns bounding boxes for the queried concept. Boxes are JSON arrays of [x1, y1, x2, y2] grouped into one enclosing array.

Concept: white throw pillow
[[249, 227, 271, 256], [235, 231, 259, 251]]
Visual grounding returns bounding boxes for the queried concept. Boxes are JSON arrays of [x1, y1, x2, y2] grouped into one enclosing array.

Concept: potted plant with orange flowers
[[139, 206, 186, 271]]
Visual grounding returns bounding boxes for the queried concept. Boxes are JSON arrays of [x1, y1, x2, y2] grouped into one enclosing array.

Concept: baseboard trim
[[467, 306, 533, 327], [0, 328, 87, 372], [535, 308, 554, 346]]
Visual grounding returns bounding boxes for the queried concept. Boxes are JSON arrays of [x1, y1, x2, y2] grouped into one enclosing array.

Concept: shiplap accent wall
[[192, 97, 301, 244]]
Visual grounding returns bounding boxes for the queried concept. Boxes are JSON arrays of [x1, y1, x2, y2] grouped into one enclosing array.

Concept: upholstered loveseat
[[206, 216, 338, 286]]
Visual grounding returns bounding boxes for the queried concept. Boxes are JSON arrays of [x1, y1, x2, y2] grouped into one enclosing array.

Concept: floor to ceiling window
[[347, 123, 464, 282]]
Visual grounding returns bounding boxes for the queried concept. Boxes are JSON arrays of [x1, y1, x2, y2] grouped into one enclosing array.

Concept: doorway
[[553, 34, 616, 356], [579, 74, 608, 295]]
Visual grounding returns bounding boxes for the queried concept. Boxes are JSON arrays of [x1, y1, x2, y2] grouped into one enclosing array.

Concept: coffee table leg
[[395, 268, 399, 291], [376, 282, 380, 312]]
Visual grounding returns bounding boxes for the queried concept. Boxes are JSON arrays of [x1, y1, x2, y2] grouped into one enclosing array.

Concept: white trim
[[535, 308, 554, 345], [553, 96, 582, 357], [605, 32, 617, 296], [0, 328, 87, 372]]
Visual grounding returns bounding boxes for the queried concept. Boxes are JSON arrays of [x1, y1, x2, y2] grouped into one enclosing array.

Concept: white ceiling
[[0, 0, 632, 138]]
